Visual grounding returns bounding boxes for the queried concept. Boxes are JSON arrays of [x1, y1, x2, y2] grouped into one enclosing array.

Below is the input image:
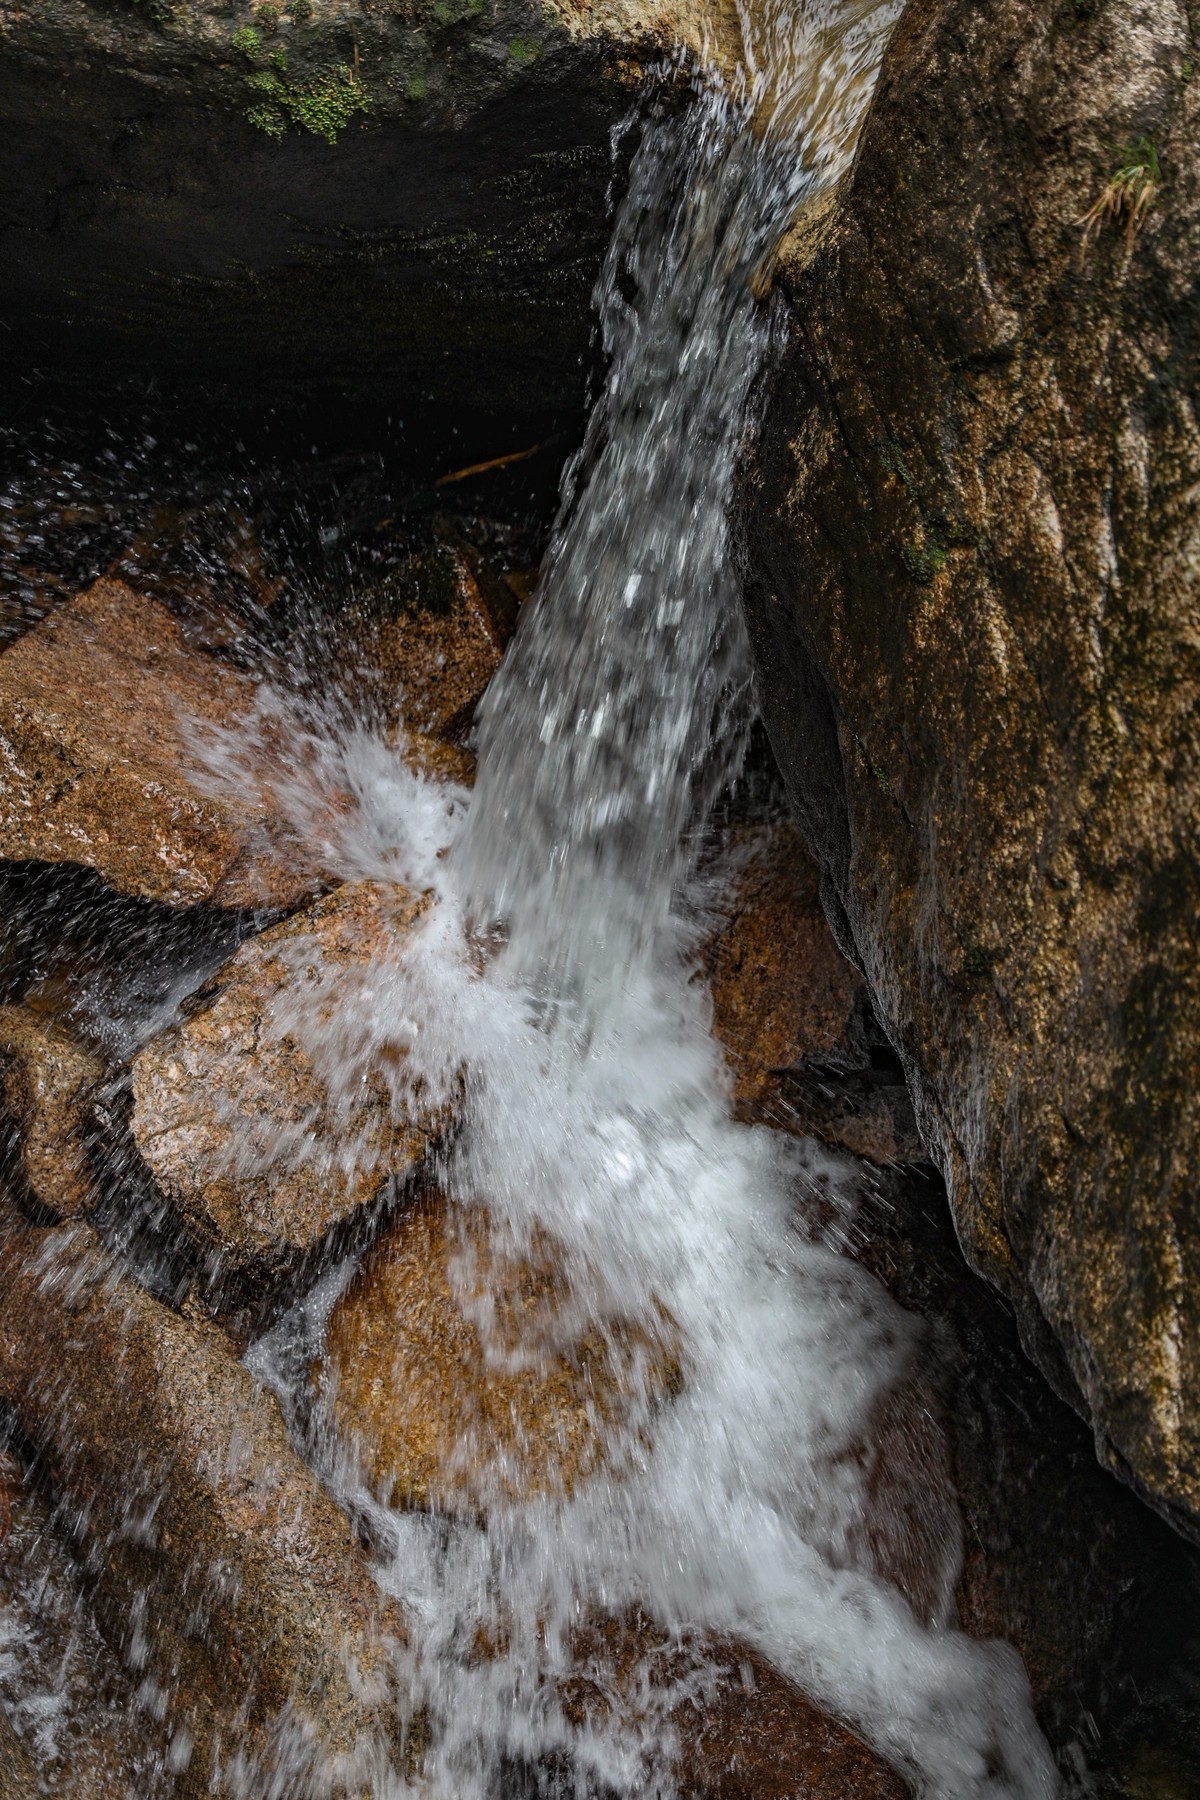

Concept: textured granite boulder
[[356, 541, 509, 745], [131, 880, 447, 1293], [323, 1188, 679, 1514], [745, 0, 1200, 1539], [562, 1615, 909, 1798], [704, 818, 922, 1163], [0, 579, 318, 908]]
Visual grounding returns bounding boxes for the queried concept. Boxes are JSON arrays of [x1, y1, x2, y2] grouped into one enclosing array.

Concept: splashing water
[[214, 3, 1065, 1794]]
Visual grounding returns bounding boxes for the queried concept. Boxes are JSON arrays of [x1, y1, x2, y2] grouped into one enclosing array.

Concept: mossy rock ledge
[[0, 0, 725, 433], [744, 0, 1200, 1540]]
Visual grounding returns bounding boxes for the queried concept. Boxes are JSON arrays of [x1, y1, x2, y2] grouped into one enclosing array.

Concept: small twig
[[434, 443, 542, 487]]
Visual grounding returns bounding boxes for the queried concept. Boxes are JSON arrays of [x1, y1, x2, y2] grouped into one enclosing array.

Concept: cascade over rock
[[323, 1188, 682, 1516], [0, 1196, 411, 1792], [744, 0, 1200, 1537]]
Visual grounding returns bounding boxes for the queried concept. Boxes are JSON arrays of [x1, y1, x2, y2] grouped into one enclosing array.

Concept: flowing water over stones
[[0, 0, 1144, 1793]]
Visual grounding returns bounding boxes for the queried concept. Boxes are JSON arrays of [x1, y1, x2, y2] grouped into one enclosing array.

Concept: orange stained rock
[[323, 1191, 681, 1515], [0, 579, 322, 908], [131, 881, 448, 1288]]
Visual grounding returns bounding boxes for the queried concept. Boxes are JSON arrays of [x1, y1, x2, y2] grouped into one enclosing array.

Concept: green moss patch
[[232, 27, 370, 143]]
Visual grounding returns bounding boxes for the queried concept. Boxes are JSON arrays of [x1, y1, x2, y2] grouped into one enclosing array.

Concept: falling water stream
[[233, 3, 1064, 1794], [1, 1, 1071, 1794]]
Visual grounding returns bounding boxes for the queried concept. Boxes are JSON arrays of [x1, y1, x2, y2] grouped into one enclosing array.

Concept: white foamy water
[[214, 4, 1063, 1793]]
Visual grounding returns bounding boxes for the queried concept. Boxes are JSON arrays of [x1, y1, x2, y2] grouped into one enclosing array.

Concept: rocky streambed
[[2, 0, 1200, 1792], [0, 446, 1193, 1795]]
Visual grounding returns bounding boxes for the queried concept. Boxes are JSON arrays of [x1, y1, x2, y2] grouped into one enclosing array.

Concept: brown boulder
[[0, 1196, 409, 1793], [0, 1005, 103, 1219], [0, 1450, 13, 1550], [0, 1449, 173, 1797], [0, 578, 318, 908], [745, 0, 1200, 1536], [680, 1646, 907, 1799], [705, 820, 922, 1164], [0, 1708, 39, 1800], [131, 880, 448, 1294], [706, 804, 1193, 1747], [562, 1614, 908, 1799], [323, 1190, 679, 1515], [356, 543, 508, 745]]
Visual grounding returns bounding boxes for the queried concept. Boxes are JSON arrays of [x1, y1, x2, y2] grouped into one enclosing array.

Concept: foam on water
[[218, 4, 1064, 1792]]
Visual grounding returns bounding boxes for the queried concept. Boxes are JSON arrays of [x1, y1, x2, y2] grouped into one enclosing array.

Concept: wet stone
[[0, 1006, 103, 1219], [323, 1189, 681, 1516], [0, 1707, 40, 1800], [0, 1451, 165, 1798], [130, 880, 449, 1295], [561, 1614, 910, 1799], [0, 578, 320, 909], [0, 1198, 410, 1793], [706, 819, 922, 1164], [355, 543, 507, 744]]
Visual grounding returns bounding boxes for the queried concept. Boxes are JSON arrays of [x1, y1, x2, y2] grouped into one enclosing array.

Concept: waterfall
[[224, 5, 1065, 1794]]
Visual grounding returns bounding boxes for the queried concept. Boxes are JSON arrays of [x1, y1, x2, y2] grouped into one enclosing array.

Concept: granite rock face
[[323, 1188, 680, 1515], [0, 579, 319, 909], [131, 880, 447, 1294], [704, 818, 923, 1164], [357, 542, 509, 745], [745, 0, 1200, 1535], [562, 1615, 909, 1799]]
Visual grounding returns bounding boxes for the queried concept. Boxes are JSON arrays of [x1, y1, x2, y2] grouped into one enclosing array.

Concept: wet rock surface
[[0, 1006, 103, 1220], [708, 802, 1200, 1769], [131, 880, 446, 1295], [354, 541, 510, 745], [323, 1188, 680, 1515], [0, 1452, 165, 1798], [0, 377, 1195, 1793], [675, 1644, 909, 1799], [0, 1197, 409, 1794], [0, 578, 318, 909], [705, 817, 923, 1164], [562, 1614, 910, 1798], [745, 0, 1200, 1540]]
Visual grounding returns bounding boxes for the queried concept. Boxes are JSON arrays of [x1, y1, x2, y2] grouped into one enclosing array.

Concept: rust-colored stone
[[131, 880, 448, 1292], [561, 1613, 909, 1798], [705, 821, 922, 1164], [0, 1197, 409, 1793], [706, 819, 862, 1112], [357, 545, 506, 743], [323, 1190, 679, 1515], [0, 579, 318, 909]]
